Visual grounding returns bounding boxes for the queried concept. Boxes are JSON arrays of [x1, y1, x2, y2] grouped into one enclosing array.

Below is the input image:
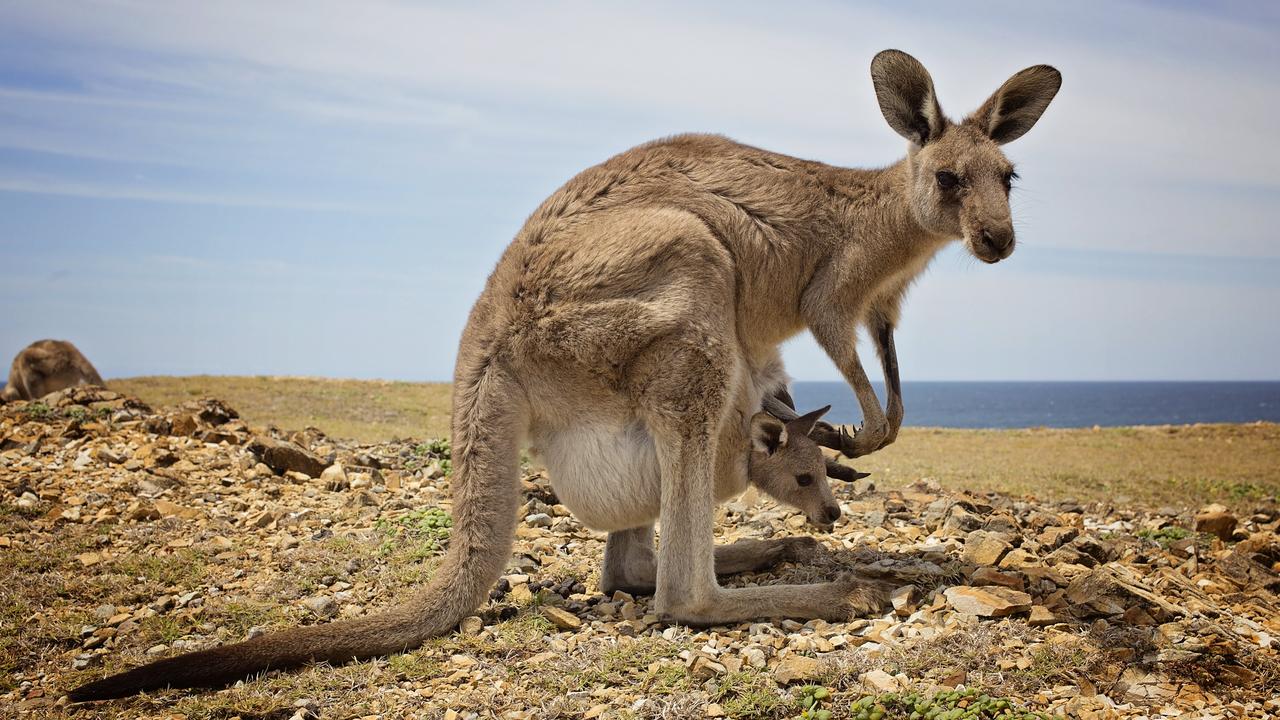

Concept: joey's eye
[[935, 171, 960, 190], [1002, 170, 1019, 191], [796, 473, 813, 487]]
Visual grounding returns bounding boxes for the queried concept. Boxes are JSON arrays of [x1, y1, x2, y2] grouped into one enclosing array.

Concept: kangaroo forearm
[[872, 318, 904, 439], [806, 318, 888, 456]]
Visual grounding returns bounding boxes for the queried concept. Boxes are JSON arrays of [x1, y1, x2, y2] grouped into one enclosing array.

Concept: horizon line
[[98, 374, 1280, 385]]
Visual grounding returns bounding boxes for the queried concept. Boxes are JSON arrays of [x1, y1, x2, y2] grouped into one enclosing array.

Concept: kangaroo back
[[68, 356, 525, 700]]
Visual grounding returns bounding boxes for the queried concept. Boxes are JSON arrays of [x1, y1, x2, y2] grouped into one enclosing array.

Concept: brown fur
[[1, 339, 104, 402], [69, 50, 1059, 701]]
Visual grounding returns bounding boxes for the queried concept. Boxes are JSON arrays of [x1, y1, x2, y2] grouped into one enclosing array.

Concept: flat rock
[[963, 530, 1012, 566], [890, 584, 918, 617], [1028, 605, 1058, 627], [969, 567, 1025, 591], [772, 654, 823, 684], [1194, 507, 1237, 541], [320, 463, 348, 490], [944, 585, 1032, 617], [540, 605, 582, 631], [301, 595, 338, 619], [862, 668, 899, 692], [248, 436, 329, 478], [458, 616, 484, 635]]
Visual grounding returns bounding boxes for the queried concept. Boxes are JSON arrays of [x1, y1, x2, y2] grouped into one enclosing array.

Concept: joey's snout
[[822, 503, 841, 525], [807, 502, 842, 529]]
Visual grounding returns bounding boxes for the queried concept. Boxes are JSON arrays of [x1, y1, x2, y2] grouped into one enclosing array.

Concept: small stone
[[862, 668, 899, 692], [301, 595, 338, 618], [247, 436, 329, 478], [75, 552, 105, 567], [320, 463, 349, 490], [963, 530, 1012, 566], [524, 512, 552, 528], [170, 414, 198, 437], [890, 585, 918, 617], [772, 654, 823, 684], [72, 450, 93, 471], [741, 646, 767, 669], [1037, 526, 1078, 549], [970, 567, 1025, 591], [998, 548, 1037, 569], [540, 605, 582, 631], [705, 702, 725, 717], [459, 616, 484, 635], [690, 656, 726, 679], [944, 586, 1032, 617], [1194, 506, 1237, 541], [1028, 605, 1058, 627]]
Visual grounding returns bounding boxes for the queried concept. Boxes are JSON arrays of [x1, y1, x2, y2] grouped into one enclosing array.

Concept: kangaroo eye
[[796, 474, 813, 487], [1002, 170, 1019, 191], [935, 171, 960, 190]]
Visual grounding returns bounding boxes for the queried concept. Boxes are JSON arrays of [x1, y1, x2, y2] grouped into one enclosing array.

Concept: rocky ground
[[1, 387, 1278, 720]]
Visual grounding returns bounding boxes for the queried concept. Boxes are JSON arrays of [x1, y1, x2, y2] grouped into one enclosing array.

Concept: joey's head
[[870, 49, 1061, 264], [747, 405, 842, 530]]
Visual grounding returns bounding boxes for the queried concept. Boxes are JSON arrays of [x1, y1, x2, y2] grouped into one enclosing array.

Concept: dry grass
[[111, 375, 451, 443], [110, 376, 1280, 512]]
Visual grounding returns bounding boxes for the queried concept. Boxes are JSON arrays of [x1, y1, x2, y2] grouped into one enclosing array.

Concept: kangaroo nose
[[822, 504, 841, 524], [980, 227, 1014, 256]]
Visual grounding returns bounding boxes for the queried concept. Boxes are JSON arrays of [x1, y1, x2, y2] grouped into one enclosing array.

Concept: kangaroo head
[[870, 49, 1061, 264], [747, 405, 842, 529]]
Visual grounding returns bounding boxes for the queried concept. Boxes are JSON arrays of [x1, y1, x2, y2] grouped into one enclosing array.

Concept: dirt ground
[[2, 383, 1277, 719]]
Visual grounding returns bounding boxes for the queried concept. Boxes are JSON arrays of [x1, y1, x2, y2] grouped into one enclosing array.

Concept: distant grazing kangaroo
[[1, 339, 104, 402], [70, 49, 1059, 700]]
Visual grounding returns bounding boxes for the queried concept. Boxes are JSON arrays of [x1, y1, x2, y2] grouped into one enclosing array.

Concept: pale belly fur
[[533, 420, 664, 532], [529, 357, 785, 533]]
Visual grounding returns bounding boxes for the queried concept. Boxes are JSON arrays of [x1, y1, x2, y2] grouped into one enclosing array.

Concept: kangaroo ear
[[966, 65, 1061, 145], [786, 405, 831, 438], [749, 411, 787, 455], [871, 49, 947, 146]]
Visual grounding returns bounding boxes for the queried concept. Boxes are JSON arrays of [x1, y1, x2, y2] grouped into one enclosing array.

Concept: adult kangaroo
[[1, 339, 105, 402], [69, 49, 1059, 700]]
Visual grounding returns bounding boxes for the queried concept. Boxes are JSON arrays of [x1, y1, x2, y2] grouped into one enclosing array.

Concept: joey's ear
[[871, 49, 947, 146], [786, 405, 831, 438], [749, 412, 787, 455], [966, 65, 1061, 145]]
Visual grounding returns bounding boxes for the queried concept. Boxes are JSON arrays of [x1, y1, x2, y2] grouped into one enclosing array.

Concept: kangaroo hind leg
[[642, 339, 886, 625]]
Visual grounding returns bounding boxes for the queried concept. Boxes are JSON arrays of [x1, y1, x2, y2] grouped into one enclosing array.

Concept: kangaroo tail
[[69, 356, 525, 701]]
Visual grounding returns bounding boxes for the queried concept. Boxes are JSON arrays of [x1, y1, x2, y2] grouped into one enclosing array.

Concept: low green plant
[[1136, 525, 1214, 549], [375, 507, 453, 555], [411, 438, 452, 475], [849, 688, 1057, 720], [23, 402, 52, 419], [795, 685, 832, 719]]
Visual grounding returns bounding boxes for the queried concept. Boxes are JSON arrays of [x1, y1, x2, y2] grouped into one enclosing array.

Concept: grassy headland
[[110, 375, 1279, 511]]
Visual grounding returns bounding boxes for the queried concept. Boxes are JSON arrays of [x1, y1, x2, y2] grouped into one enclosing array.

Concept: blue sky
[[1, 1, 1277, 381]]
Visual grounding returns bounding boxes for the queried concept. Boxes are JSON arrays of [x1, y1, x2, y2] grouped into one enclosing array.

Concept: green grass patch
[[112, 549, 209, 589], [1135, 526, 1214, 549]]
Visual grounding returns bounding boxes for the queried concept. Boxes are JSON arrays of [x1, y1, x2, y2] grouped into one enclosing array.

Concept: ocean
[[788, 381, 1280, 429]]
